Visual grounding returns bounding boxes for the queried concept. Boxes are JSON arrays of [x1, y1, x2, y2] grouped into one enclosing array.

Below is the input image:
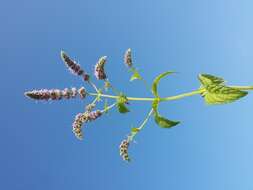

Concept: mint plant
[[25, 49, 253, 162]]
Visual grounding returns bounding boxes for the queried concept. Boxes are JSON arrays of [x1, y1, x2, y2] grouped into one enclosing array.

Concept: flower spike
[[94, 56, 107, 80], [124, 48, 132, 67], [25, 87, 87, 101], [72, 113, 87, 140], [72, 110, 102, 140], [60, 51, 90, 81], [119, 139, 131, 162]]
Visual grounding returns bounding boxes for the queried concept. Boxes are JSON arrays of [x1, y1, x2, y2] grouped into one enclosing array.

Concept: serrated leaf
[[198, 74, 225, 86], [201, 84, 248, 105], [152, 71, 174, 98], [154, 111, 180, 128], [198, 74, 248, 104]]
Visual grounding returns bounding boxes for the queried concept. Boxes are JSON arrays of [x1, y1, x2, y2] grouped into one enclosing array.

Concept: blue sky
[[1, 0, 253, 189]]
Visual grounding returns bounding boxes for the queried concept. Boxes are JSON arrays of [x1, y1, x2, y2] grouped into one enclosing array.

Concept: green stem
[[88, 81, 99, 93], [160, 89, 205, 101], [101, 103, 116, 113], [137, 109, 154, 130], [104, 79, 120, 95], [89, 89, 204, 102], [88, 85, 253, 103], [88, 92, 154, 101], [128, 109, 154, 141], [230, 86, 253, 91]]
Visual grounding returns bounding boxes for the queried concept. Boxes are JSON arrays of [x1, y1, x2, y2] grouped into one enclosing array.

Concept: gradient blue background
[[1, 0, 253, 189]]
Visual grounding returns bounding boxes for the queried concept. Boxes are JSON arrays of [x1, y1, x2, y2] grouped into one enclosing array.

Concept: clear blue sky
[[1, 0, 253, 189]]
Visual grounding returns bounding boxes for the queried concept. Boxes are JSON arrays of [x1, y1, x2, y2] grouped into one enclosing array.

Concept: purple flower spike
[[72, 110, 102, 140], [72, 113, 86, 140], [94, 56, 107, 80], [25, 87, 87, 101], [124, 48, 132, 68], [60, 51, 90, 81], [119, 139, 130, 162]]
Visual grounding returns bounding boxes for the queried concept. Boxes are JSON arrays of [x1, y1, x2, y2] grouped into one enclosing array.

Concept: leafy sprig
[[24, 49, 253, 162]]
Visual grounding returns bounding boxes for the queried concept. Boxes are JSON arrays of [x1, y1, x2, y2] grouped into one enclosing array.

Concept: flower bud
[[78, 87, 86, 99], [94, 56, 107, 80], [124, 48, 132, 67]]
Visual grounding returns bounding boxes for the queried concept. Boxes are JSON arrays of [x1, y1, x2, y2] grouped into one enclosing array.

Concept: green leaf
[[152, 71, 174, 98], [198, 74, 225, 86], [130, 69, 142, 81], [198, 74, 248, 105], [116, 94, 130, 113], [201, 84, 248, 105], [117, 103, 129, 113], [152, 101, 180, 128], [154, 111, 180, 128]]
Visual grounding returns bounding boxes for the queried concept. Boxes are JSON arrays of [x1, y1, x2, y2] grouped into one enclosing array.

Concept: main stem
[[89, 88, 205, 102], [88, 85, 253, 102]]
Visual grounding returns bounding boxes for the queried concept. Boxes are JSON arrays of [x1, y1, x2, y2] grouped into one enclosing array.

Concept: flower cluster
[[61, 51, 90, 81], [119, 139, 130, 162], [72, 110, 102, 140], [72, 113, 85, 140], [94, 56, 107, 80], [25, 87, 86, 101], [25, 48, 140, 162]]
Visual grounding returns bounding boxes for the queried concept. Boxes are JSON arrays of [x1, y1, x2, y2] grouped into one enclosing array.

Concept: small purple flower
[[87, 110, 102, 121], [94, 56, 107, 80]]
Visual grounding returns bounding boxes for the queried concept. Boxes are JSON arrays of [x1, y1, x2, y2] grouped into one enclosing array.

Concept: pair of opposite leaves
[[118, 71, 248, 129]]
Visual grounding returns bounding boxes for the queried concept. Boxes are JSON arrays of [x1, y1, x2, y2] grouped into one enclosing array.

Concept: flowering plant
[[25, 49, 253, 162]]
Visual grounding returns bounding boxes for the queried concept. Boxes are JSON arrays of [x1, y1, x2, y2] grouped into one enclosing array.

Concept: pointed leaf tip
[[154, 113, 180, 128], [152, 71, 175, 98]]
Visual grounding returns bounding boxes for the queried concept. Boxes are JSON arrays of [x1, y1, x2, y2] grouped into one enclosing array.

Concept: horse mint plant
[[25, 49, 253, 162]]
